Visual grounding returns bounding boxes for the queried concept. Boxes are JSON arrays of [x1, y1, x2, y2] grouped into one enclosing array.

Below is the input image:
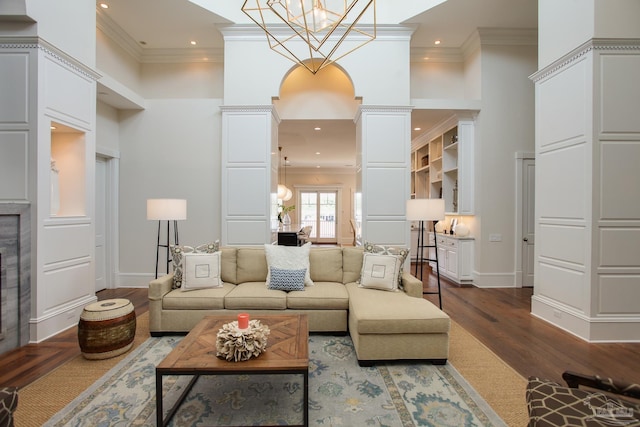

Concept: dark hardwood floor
[[1, 270, 639, 391]]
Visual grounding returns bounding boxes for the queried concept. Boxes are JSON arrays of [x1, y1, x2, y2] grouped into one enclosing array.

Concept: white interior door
[[95, 157, 107, 292], [522, 159, 535, 287]]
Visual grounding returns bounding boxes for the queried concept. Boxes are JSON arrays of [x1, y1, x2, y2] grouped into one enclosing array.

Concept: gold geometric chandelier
[[242, 0, 376, 74]]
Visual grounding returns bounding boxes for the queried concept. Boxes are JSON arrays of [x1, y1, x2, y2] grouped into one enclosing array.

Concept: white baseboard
[[29, 294, 97, 343], [117, 272, 156, 288], [532, 295, 640, 342], [471, 271, 516, 288]]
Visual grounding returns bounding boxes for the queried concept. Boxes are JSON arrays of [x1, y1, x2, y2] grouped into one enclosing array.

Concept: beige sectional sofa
[[148, 246, 451, 364]]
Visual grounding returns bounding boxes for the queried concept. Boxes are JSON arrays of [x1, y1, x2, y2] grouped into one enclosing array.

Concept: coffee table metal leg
[[157, 373, 200, 426], [156, 371, 163, 426], [304, 369, 309, 426]]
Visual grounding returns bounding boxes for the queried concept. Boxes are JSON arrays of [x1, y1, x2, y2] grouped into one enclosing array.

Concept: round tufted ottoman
[[78, 298, 136, 360]]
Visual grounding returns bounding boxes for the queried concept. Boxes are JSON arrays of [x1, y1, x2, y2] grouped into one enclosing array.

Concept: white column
[[355, 106, 412, 248], [531, 0, 640, 341], [221, 106, 279, 246]]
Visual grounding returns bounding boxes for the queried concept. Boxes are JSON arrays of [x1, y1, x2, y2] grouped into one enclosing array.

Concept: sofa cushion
[[220, 247, 237, 284], [286, 282, 349, 310], [346, 282, 450, 334], [309, 248, 343, 283], [225, 282, 287, 310], [163, 283, 236, 310], [236, 248, 268, 283], [267, 267, 306, 291], [264, 242, 314, 286], [342, 246, 364, 284]]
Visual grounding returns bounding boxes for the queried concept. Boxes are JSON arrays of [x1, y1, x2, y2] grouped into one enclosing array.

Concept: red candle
[[238, 313, 250, 329]]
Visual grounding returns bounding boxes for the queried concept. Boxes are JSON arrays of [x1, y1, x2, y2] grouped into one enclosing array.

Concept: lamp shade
[[406, 198, 445, 221], [146, 199, 187, 220]]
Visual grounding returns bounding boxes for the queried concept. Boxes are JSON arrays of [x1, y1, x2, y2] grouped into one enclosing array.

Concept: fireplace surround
[[0, 203, 31, 355]]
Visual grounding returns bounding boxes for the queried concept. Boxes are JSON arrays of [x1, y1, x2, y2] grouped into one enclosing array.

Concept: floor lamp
[[406, 198, 445, 309], [147, 199, 187, 279]]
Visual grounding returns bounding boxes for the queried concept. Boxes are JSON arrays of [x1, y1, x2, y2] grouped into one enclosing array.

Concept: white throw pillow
[[170, 240, 220, 289], [264, 242, 314, 286], [181, 252, 222, 291], [359, 253, 402, 292], [363, 241, 410, 288]]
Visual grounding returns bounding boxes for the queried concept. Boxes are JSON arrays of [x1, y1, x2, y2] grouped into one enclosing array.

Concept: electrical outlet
[[489, 234, 502, 242]]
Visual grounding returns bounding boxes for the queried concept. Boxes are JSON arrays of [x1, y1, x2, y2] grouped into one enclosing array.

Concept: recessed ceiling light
[[423, 57, 430, 60], [50, 126, 57, 130], [314, 127, 321, 131], [100, 3, 109, 9], [316, 165, 321, 168], [414, 127, 421, 131], [434, 40, 441, 45], [315, 152, 321, 155], [190, 41, 197, 45]]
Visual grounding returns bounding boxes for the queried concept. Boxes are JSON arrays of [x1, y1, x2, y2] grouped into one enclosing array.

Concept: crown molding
[[97, 5, 223, 64], [96, 5, 142, 62], [0, 36, 101, 80], [530, 38, 640, 82]]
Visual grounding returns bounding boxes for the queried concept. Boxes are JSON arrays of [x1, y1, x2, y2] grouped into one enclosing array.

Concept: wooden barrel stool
[[78, 298, 136, 360]]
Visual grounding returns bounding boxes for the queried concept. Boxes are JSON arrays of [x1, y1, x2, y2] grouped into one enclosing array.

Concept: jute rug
[[15, 313, 528, 426]]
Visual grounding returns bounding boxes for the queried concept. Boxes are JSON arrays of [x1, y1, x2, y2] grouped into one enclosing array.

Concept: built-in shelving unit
[[409, 114, 476, 279], [410, 116, 474, 215]]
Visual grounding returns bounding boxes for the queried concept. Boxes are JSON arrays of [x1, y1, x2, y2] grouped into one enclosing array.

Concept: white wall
[[96, 27, 142, 94], [222, 26, 413, 106], [141, 62, 224, 99], [473, 43, 537, 286], [96, 101, 120, 153], [117, 98, 222, 285], [26, 0, 96, 68], [410, 61, 465, 99]]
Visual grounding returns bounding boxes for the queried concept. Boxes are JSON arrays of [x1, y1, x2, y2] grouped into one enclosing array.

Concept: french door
[[299, 190, 338, 244]]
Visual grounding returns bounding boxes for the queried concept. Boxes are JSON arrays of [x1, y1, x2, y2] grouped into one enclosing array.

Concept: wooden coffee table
[[156, 314, 309, 426]]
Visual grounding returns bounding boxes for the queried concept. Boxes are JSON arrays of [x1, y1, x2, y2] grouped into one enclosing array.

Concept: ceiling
[[96, 0, 537, 170]]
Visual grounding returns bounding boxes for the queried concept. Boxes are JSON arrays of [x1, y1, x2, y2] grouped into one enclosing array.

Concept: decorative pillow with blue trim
[[267, 267, 307, 292]]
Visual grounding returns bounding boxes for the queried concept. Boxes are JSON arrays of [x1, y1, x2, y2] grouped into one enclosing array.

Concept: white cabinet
[[429, 232, 474, 284]]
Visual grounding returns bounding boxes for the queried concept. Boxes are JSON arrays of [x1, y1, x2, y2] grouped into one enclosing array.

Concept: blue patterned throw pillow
[[268, 267, 307, 291]]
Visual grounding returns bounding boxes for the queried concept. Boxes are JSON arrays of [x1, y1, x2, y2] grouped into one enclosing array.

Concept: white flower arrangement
[[216, 320, 270, 362]]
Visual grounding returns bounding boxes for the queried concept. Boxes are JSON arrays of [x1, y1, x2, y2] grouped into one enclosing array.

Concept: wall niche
[[50, 122, 86, 217]]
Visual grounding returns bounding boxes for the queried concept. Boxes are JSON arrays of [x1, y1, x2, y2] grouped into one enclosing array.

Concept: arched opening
[[273, 64, 360, 245]]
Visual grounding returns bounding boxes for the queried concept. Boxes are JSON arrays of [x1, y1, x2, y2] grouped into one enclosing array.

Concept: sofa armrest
[[401, 272, 423, 298], [148, 273, 174, 301]]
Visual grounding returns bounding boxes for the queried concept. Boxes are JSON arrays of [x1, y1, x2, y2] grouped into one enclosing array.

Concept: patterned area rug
[[44, 335, 506, 426]]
